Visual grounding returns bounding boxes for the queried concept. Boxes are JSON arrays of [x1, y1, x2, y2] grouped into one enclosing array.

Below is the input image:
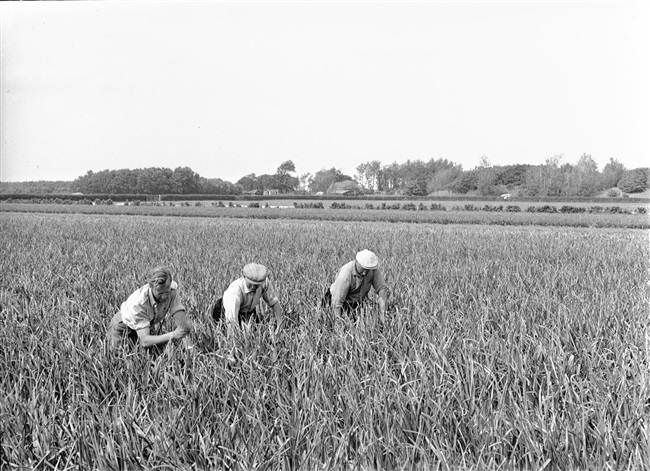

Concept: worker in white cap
[[212, 263, 282, 335], [323, 249, 389, 317]]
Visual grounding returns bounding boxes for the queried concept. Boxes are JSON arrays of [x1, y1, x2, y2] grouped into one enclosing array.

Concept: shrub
[[482, 205, 503, 212], [430, 203, 446, 211], [637, 207, 647, 214], [607, 188, 620, 197], [401, 203, 417, 211], [505, 205, 521, 212], [618, 168, 649, 193], [537, 205, 557, 213], [248, 202, 260, 208], [560, 206, 586, 214], [295, 202, 325, 209], [606, 206, 622, 214]]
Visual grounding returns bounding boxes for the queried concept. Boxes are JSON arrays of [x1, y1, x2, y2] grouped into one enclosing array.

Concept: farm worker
[[323, 249, 389, 317], [212, 263, 282, 336], [106, 266, 192, 350]]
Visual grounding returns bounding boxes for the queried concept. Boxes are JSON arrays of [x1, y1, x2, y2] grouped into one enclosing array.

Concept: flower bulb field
[[1, 212, 648, 470]]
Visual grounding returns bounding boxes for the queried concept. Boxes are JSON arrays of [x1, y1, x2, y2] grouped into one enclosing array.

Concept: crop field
[[2, 202, 650, 229], [1, 212, 649, 470]]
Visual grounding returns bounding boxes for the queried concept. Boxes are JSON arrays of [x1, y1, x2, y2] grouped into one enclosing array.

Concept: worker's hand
[[171, 325, 189, 340]]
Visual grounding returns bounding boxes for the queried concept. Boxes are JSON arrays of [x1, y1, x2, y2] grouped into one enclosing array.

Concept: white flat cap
[[356, 250, 379, 270], [242, 263, 267, 284]]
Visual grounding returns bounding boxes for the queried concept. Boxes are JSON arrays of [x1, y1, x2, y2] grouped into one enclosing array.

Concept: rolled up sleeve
[[223, 288, 241, 327], [330, 272, 351, 309], [372, 269, 389, 297], [121, 303, 150, 331], [168, 284, 185, 316]]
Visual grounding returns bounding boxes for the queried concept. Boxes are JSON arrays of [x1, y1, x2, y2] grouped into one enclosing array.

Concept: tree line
[[72, 167, 239, 195], [69, 161, 357, 196], [353, 154, 648, 197], [2, 155, 648, 196]]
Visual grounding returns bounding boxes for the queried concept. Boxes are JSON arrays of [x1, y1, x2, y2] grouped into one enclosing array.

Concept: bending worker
[[323, 249, 389, 317], [212, 263, 282, 335], [106, 266, 192, 350]]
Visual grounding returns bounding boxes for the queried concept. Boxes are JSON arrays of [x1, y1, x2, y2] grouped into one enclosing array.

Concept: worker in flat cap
[[323, 249, 389, 318], [212, 263, 282, 335]]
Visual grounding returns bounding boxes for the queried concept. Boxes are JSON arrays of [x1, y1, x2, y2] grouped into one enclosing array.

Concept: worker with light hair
[[106, 266, 192, 350], [212, 263, 283, 335], [323, 249, 389, 318]]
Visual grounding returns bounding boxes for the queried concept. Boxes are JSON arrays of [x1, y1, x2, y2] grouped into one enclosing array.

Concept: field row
[[3, 202, 650, 228]]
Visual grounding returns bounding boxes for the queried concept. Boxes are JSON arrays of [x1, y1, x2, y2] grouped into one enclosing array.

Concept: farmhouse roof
[[326, 180, 362, 195]]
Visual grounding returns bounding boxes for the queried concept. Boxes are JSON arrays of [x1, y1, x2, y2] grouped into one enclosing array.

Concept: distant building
[[243, 189, 262, 196], [264, 189, 280, 196], [326, 180, 363, 196]]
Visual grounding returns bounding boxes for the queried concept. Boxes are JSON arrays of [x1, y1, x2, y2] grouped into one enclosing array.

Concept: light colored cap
[[356, 250, 379, 270], [242, 263, 267, 284]]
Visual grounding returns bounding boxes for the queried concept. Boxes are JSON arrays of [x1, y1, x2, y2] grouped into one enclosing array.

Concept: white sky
[[1, 1, 648, 183]]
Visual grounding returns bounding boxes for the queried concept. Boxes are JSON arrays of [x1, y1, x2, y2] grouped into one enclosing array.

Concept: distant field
[[1, 213, 649, 469], [2, 202, 649, 229], [228, 197, 650, 209]]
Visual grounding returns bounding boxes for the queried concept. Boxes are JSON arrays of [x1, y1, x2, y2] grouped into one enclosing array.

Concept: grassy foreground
[[1, 213, 649, 470]]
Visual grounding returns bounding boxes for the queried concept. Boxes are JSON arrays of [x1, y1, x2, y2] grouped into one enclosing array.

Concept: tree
[[107, 169, 137, 194], [476, 167, 500, 196], [478, 155, 491, 169], [494, 164, 530, 187], [601, 158, 626, 189], [618, 168, 650, 193], [276, 160, 296, 175], [136, 167, 175, 194], [298, 173, 313, 193], [236, 174, 259, 192], [566, 153, 601, 196], [426, 167, 462, 193], [172, 167, 201, 194], [404, 174, 428, 195], [355, 160, 382, 191], [448, 170, 478, 194], [523, 155, 565, 196], [199, 177, 240, 195], [355, 162, 369, 189], [380, 162, 402, 191]]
